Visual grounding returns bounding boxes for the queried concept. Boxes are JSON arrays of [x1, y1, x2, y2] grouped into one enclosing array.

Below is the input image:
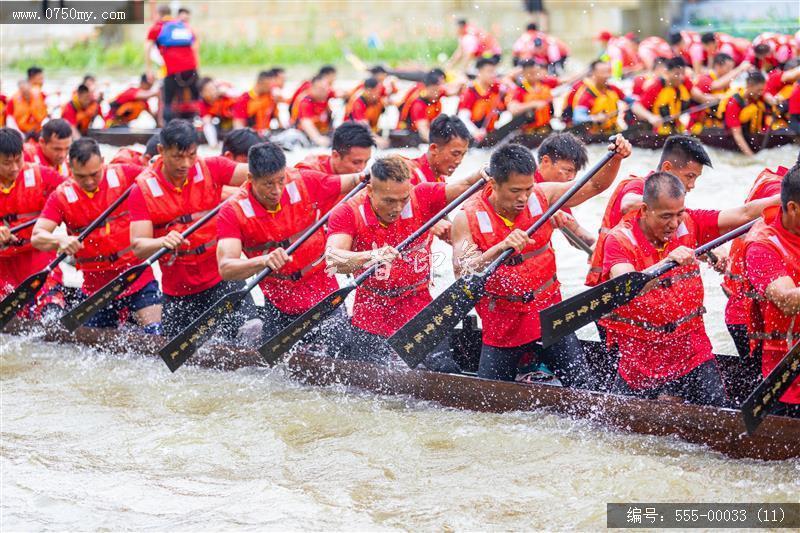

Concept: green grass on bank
[[10, 37, 458, 72]]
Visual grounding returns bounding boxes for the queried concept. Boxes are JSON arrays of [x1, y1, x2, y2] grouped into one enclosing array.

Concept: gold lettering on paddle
[[442, 305, 453, 316], [424, 323, 435, 334], [589, 298, 600, 310], [552, 319, 563, 329], [601, 293, 613, 304], [433, 314, 444, 326], [576, 305, 589, 316], [565, 312, 575, 322], [413, 333, 424, 343], [403, 342, 414, 353]]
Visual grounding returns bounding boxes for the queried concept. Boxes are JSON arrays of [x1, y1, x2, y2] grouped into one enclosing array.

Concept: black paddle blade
[[258, 286, 352, 365], [159, 289, 249, 372], [741, 340, 800, 435], [388, 274, 487, 369], [0, 270, 50, 330], [539, 271, 653, 348], [60, 263, 149, 332]]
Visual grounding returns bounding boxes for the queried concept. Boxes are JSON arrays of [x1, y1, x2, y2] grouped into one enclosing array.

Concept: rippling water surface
[[2, 86, 799, 529]]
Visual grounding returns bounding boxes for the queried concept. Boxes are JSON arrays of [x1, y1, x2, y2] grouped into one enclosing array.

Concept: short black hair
[[0, 128, 24, 156], [257, 70, 275, 82], [318, 65, 337, 77], [589, 59, 605, 71], [701, 32, 716, 45], [653, 56, 669, 69], [145, 134, 160, 157], [222, 128, 263, 159], [475, 57, 495, 70], [368, 65, 387, 74], [747, 70, 766, 85], [429, 115, 471, 146], [667, 31, 682, 46], [198, 77, 214, 91], [140, 73, 151, 84], [537, 132, 588, 170], [41, 119, 72, 142], [666, 57, 686, 71], [489, 144, 536, 184], [248, 142, 286, 178], [659, 135, 712, 169], [520, 58, 544, 69], [68, 137, 102, 166], [270, 66, 285, 75], [457, 18, 467, 26], [712, 53, 734, 67], [82, 74, 95, 84], [423, 71, 441, 87], [781, 164, 800, 210], [178, 7, 190, 14], [311, 73, 325, 84], [363, 77, 379, 90], [332, 122, 376, 154], [643, 171, 685, 205], [527, 23, 538, 31], [27, 66, 43, 79], [77, 84, 90, 95], [371, 155, 411, 183], [753, 43, 771, 56], [159, 119, 199, 151]]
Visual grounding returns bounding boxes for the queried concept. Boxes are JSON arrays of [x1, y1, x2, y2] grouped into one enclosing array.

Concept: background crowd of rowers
[[0, 109, 798, 417], [2, 9, 799, 156]]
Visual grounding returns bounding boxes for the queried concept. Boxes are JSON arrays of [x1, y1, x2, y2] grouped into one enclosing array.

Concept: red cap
[[597, 30, 613, 42]]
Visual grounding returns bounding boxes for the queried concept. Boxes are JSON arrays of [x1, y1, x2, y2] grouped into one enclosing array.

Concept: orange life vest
[[244, 90, 277, 131], [64, 96, 100, 134], [463, 185, 559, 314], [577, 79, 621, 132], [11, 92, 48, 135], [463, 81, 502, 131], [0, 164, 45, 257], [722, 166, 786, 304], [54, 165, 137, 272], [0, 95, 6, 128], [397, 90, 441, 130], [294, 154, 333, 174], [229, 174, 333, 314], [344, 91, 383, 131], [598, 213, 706, 342], [513, 78, 552, 131], [107, 99, 148, 127], [135, 158, 220, 271], [585, 175, 646, 286]]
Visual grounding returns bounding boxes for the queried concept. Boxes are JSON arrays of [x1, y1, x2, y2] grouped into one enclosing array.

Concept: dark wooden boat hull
[[4, 318, 798, 461]]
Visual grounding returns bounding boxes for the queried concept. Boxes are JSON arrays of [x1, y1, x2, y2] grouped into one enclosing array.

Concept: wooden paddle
[[158, 179, 370, 372], [59, 200, 227, 333], [539, 219, 758, 348], [387, 143, 618, 369], [8, 218, 37, 234], [662, 100, 719, 127], [560, 227, 593, 256], [258, 174, 490, 365], [0, 186, 134, 331], [741, 340, 800, 434]]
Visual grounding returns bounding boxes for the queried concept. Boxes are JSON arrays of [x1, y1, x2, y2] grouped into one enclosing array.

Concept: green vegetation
[[10, 37, 458, 71]]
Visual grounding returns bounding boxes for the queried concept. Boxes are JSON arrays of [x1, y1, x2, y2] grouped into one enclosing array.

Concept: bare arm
[[444, 168, 486, 203], [230, 163, 250, 187], [31, 218, 78, 253], [130, 220, 188, 259], [632, 101, 662, 127], [717, 195, 780, 234], [217, 237, 289, 280], [325, 233, 398, 275], [764, 276, 800, 316], [619, 192, 644, 216], [451, 211, 530, 277], [299, 118, 330, 147], [415, 119, 431, 143], [730, 126, 754, 156]]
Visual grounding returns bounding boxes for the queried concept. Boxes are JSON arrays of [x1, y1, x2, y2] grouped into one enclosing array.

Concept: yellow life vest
[[651, 79, 690, 135], [581, 79, 621, 132]]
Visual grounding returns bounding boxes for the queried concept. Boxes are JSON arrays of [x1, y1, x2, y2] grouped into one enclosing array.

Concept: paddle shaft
[[663, 101, 718, 125], [483, 148, 616, 277], [560, 227, 593, 256], [8, 219, 37, 234], [352, 176, 488, 286]]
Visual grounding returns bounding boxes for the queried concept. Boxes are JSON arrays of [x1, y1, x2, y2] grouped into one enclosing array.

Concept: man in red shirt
[[145, 6, 199, 122], [403, 115, 470, 186], [507, 59, 556, 132], [688, 53, 751, 133], [723, 70, 767, 156], [60, 84, 100, 137], [744, 164, 800, 417], [216, 141, 366, 342], [295, 122, 374, 178], [232, 70, 279, 133], [220, 128, 263, 163], [105, 74, 158, 127], [449, 18, 502, 71], [397, 71, 444, 143], [632, 57, 693, 134], [288, 65, 337, 116], [344, 77, 384, 134], [325, 155, 485, 371], [746, 33, 796, 72], [31, 138, 162, 333], [128, 119, 253, 338], [23, 119, 71, 178], [571, 60, 626, 134], [600, 172, 778, 404], [0, 128, 66, 317], [668, 30, 705, 73], [457, 57, 503, 141], [700, 32, 749, 67], [293, 74, 333, 147], [450, 138, 631, 383]]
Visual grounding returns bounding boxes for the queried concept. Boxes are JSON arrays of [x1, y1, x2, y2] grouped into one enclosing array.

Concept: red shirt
[[765, 69, 786, 97], [146, 19, 197, 75], [745, 241, 800, 403], [533, 170, 572, 215], [295, 96, 331, 132], [127, 156, 238, 296], [40, 164, 155, 295], [326, 182, 448, 337], [608, 178, 645, 229], [408, 98, 439, 127], [409, 153, 441, 184], [603, 209, 721, 389], [694, 74, 714, 95], [295, 154, 334, 175], [576, 84, 625, 109], [790, 83, 800, 115], [639, 78, 693, 111]]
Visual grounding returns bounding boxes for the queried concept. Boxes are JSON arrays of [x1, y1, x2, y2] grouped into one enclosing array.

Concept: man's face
[[158, 144, 198, 182], [250, 169, 286, 209], [593, 63, 612, 85], [642, 193, 686, 243], [661, 160, 703, 193], [255, 78, 273, 96], [491, 172, 535, 216], [367, 178, 412, 224], [523, 65, 545, 83], [703, 42, 718, 55], [477, 64, 496, 84], [29, 73, 44, 87], [428, 137, 469, 177], [201, 82, 219, 102], [666, 67, 684, 87], [0, 153, 23, 183], [70, 154, 104, 193], [310, 79, 330, 100], [332, 146, 371, 174], [77, 92, 93, 108], [538, 155, 577, 183], [746, 82, 765, 100], [716, 59, 734, 76], [274, 72, 286, 88], [40, 136, 71, 166]]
